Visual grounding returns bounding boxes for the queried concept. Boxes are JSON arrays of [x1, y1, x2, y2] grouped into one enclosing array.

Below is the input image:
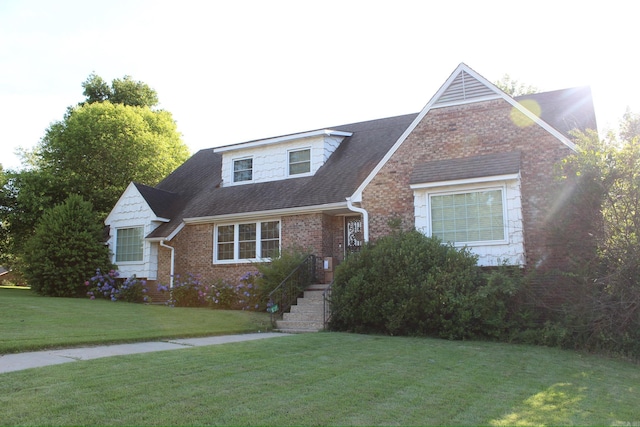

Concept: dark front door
[[345, 215, 363, 255]]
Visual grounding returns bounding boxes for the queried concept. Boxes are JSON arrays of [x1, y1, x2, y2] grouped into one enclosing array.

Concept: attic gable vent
[[434, 70, 497, 106]]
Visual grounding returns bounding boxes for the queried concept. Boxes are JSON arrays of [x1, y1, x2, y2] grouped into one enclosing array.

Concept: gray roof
[[133, 183, 181, 219], [146, 113, 418, 238], [515, 86, 597, 139], [410, 151, 521, 185], [143, 86, 596, 240]]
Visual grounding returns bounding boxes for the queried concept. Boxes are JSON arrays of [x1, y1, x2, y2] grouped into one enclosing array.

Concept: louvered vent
[[434, 71, 496, 106]]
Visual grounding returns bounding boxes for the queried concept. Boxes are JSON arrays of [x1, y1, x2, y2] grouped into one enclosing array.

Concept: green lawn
[[1, 288, 639, 426], [1, 333, 639, 426], [0, 288, 271, 353]]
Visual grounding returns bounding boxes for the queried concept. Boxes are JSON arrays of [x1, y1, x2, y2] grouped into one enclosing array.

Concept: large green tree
[[0, 74, 190, 273], [34, 101, 188, 216]]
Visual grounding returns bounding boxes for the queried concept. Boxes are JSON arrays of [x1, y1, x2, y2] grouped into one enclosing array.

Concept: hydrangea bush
[[158, 272, 261, 310], [85, 269, 149, 303]]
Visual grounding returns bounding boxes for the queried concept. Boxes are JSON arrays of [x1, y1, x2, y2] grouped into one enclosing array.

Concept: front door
[[345, 215, 363, 255]]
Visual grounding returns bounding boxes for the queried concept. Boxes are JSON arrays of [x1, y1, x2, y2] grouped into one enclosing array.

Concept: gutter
[[346, 197, 369, 243], [159, 240, 175, 288]]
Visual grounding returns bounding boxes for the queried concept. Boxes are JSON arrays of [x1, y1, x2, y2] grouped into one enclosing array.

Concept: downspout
[[159, 240, 175, 288], [346, 197, 369, 243]]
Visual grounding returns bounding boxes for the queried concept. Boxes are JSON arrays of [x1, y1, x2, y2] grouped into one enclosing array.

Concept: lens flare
[[510, 99, 541, 128]]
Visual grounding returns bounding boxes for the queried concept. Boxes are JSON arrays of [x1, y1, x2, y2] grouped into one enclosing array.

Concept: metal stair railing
[[267, 254, 317, 326], [322, 281, 333, 330]]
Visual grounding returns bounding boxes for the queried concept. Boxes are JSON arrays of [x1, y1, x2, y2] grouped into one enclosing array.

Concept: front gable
[[104, 182, 171, 280], [354, 63, 593, 267], [351, 63, 577, 204]]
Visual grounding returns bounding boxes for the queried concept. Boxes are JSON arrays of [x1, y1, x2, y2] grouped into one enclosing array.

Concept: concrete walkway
[[0, 332, 291, 374]]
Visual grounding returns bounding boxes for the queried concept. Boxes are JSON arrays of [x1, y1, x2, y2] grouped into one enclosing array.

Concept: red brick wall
[[157, 213, 348, 288], [281, 213, 345, 283], [362, 99, 573, 267]]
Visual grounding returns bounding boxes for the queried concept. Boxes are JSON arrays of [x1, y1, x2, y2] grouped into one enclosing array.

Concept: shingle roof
[[133, 183, 181, 219], [515, 86, 597, 138], [410, 151, 521, 185], [143, 85, 596, 240], [145, 113, 418, 238]]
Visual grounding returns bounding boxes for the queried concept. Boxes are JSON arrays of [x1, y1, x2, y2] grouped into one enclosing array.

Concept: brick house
[[105, 63, 597, 300]]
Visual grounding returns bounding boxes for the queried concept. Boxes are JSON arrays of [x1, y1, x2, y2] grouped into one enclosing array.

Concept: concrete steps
[[275, 284, 329, 333]]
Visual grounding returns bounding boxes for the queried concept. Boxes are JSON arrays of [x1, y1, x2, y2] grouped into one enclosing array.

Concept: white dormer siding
[[216, 130, 352, 186]]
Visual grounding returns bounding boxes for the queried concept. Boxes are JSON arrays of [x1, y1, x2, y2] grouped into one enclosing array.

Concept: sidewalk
[[0, 332, 290, 374]]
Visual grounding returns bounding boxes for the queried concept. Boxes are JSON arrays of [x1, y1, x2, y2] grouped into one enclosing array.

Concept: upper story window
[[430, 188, 505, 244], [233, 157, 253, 182], [288, 148, 311, 175], [215, 220, 280, 263], [115, 227, 144, 263]]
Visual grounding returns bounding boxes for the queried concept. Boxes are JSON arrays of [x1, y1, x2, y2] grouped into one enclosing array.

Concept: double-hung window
[[430, 188, 505, 244], [288, 148, 311, 175], [215, 220, 280, 262], [115, 227, 144, 263], [233, 157, 253, 182]]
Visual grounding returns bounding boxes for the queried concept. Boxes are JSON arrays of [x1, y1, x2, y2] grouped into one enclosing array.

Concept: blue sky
[[1, 0, 638, 170]]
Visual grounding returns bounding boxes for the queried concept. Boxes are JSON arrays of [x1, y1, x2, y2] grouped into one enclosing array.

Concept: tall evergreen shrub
[[24, 194, 113, 297]]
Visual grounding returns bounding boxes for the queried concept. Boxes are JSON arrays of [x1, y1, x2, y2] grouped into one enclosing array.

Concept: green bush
[[329, 231, 520, 339], [255, 248, 310, 305], [23, 195, 113, 297]]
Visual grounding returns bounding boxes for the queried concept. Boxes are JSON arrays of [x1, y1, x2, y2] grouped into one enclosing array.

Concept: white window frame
[[427, 185, 508, 246], [232, 156, 253, 183], [213, 220, 281, 263], [287, 147, 312, 177], [115, 226, 145, 263], [412, 174, 524, 266]]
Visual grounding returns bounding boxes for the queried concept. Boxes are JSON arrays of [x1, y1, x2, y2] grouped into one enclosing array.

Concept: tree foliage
[[81, 73, 159, 107], [0, 74, 189, 271], [24, 195, 113, 297], [33, 101, 189, 216], [528, 111, 640, 358], [494, 74, 538, 96]]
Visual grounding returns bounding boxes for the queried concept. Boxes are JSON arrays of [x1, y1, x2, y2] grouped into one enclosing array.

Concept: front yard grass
[[1, 333, 639, 426], [0, 288, 271, 353]]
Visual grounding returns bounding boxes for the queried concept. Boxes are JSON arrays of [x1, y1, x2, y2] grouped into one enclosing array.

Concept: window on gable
[[430, 188, 505, 244], [288, 149, 310, 175], [233, 158, 253, 182], [115, 227, 144, 262], [215, 220, 280, 262]]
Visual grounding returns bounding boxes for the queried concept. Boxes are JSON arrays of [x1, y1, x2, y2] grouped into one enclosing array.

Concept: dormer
[[215, 129, 352, 186]]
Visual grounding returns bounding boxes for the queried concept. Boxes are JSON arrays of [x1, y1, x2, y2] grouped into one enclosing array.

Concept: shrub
[[23, 195, 113, 297], [255, 248, 310, 305], [165, 273, 205, 307], [329, 230, 520, 339], [159, 272, 260, 310], [85, 269, 149, 303]]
